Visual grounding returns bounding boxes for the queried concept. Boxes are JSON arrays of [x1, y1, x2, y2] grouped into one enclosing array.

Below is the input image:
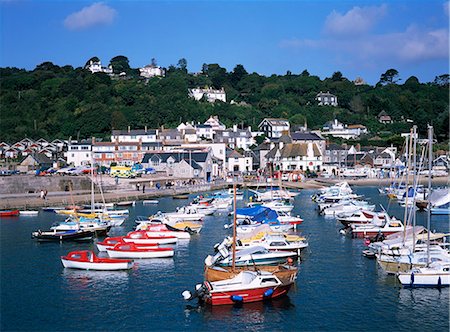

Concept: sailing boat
[[183, 184, 295, 305], [397, 125, 450, 287]]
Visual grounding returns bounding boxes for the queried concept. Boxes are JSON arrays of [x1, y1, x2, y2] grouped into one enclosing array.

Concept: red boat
[[107, 242, 174, 259], [96, 236, 158, 252], [0, 210, 20, 217], [183, 270, 291, 305], [123, 230, 178, 245], [61, 250, 133, 270]]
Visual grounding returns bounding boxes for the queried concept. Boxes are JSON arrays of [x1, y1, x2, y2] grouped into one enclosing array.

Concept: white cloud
[[64, 2, 117, 30], [280, 26, 449, 63], [324, 4, 387, 37]]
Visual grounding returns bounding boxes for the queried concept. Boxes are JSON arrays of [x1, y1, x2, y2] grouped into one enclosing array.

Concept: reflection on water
[[62, 268, 131, 290]]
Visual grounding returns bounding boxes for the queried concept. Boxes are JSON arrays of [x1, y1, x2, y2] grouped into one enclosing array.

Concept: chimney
[[128, 126, 130, 133], [233, 124, 237, 132], [145, 125, 147, 132]]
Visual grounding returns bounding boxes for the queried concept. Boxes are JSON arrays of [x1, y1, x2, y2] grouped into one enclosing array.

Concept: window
[[71, 153, 75, 157]]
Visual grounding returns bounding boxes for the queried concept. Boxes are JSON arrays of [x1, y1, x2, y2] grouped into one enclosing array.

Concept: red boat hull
[[206, 284, 291, 305], [0, 210, 20, 217]]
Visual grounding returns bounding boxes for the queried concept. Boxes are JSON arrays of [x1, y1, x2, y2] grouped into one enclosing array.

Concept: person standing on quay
[[142, 184, 146, 193], [40, 189, 45, 200]]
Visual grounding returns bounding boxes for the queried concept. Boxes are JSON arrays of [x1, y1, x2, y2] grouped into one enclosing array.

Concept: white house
[[265, 142, 323, 172], [111, 127, 158, 143], [226, 149, 253, 173], [316, 91, 338, 106], [139, 64, 165, 78], [189, 87, 226, 103], [66, 140, 92, 166], [85, 60, 113, 75], [196, 124, 214, 140], [204, 115, 226, 130], [258, 118, 290, 139], [322, 119, 368, 139]]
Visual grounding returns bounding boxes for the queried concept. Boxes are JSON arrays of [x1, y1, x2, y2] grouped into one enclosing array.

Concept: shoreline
[[1, 176, 447, 210]]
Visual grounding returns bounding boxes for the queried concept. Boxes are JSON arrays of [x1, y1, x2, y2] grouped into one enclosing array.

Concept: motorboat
[[136, 217, 201, 235], [234, 234, 308, 255], [61, 250, 134, 270], [320, 201, 375, 216], [205, 245, 297, 267], [122, 230, 178, 245], [31, 229, 95, 242], [397, 262, 450, 287], [164, 206, 205, 222], [143, 224, 192, 239], [350, 217, 404, 239], [115, 201, 135, 207], [106, 242, 174, 259], [182, 270, 291, 305], [337, 210, 386, 227], [96, 237, 159, 251]]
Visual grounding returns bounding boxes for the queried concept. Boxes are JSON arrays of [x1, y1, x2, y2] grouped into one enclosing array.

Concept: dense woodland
[[0, 56, 448, 147]]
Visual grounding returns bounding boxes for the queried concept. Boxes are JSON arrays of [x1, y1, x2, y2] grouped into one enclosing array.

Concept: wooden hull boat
[[183, 271, 291, 306], [173, 195, 189, 199], [107, 242, 174, 258], [204, 264, 298, 285], [31, 229, 95, 242], [0, 210, 20, 217], [61, 250, 133, 270]]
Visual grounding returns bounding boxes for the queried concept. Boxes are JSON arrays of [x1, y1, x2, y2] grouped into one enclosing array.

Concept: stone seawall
[[0, 175, 92, 195]]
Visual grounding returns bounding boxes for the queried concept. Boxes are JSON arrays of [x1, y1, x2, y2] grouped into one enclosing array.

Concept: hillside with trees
[[0, 57, 448, 146]]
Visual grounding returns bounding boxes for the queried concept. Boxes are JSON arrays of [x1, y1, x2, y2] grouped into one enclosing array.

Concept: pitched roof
[[31, 153, 52, 164], [327, 143, 346, 151], [261, 118, 289, 126], [279, 143, 321, 158], [142, 151, 209, 163], [291, 132, 324, 141], [226, 148, 243, 158]]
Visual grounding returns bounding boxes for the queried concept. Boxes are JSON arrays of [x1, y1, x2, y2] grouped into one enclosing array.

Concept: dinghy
[[61, 250, 133, 270]]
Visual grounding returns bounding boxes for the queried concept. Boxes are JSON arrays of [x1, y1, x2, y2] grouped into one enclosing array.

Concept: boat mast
[[402, 128, 413, 244], [411, 125, 417, 252], [231, 182, 237, 272], [90, 150, 95, 213], [426, 125, 433, 266]]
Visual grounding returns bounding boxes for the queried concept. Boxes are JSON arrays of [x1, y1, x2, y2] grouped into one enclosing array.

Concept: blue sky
[[1, 1, 448, 84]]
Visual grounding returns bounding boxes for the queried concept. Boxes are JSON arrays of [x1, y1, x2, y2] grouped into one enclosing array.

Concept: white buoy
[[195, 284, 203, 291], [182, 290, 192, 300]]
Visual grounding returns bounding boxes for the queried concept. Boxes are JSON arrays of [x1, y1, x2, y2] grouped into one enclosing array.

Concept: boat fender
[[182, 290, 192, 301], [339, 229, 346, 235], [230, 295, 243, 303], [438, 276, 442, 288], [410, 272, 414, 286], [263, 288, 274, 298]]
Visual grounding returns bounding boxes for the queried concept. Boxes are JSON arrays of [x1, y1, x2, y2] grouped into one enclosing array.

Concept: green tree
[[379, 69, 400, 85], [110, 55, 131, 74]]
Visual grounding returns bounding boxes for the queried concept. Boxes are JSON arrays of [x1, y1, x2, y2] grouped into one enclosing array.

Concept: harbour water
[[1, 187, 449, 331]]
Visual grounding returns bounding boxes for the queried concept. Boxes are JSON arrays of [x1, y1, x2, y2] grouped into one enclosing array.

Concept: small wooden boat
[[42, 206, 65, 213], [107, 242, 174, 258], [183, 270, 292, 305], [19, 210, 39, 216], [204, 264, 298, 285], [143, 200, 159, 205], [96, 237, 158, 252], [173, 195, 189, 199], [31, 229, 95, 242], [115, 201, 135, 207], [0, 210, 20, 217], [61, 250, 134, 270], [122, 230, 178, 244]]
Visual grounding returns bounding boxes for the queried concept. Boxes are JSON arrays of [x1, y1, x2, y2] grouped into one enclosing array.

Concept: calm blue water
[[1, 187, 449, 331]]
